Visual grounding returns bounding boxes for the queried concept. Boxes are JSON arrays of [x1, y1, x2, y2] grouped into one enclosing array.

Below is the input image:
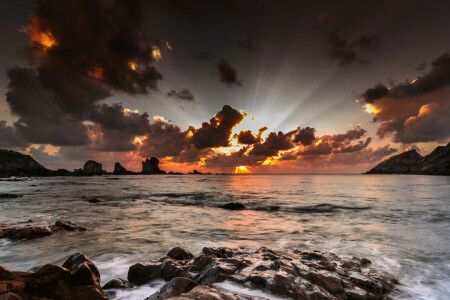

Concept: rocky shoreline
[[0, 246, 397, 300]]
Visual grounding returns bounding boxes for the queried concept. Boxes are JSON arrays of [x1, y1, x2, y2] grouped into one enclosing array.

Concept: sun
[[235, 166, 250, 174]]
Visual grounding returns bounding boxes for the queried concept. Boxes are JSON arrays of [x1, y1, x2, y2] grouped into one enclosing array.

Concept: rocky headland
[[366, 142, 449, 175], [0, 247, 397, 300], [0, 149, 193, 177]]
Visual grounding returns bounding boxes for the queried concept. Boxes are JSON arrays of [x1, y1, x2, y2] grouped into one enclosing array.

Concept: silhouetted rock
[[113, 162, 130, 175], [142, 157, 166, 174], [189, 169, 202, 174], [0, 253, 107, 299], [410, 142, 450, 175], [83, 160, 106, 175], [128, 247, 397, 300], [0, 193, 22, 198], [0, 220, 86, 240], [55, 168, 71, 176], [367, 142, 450, 175], [0, 149, 53, 177], [219, 202, 246, 210]]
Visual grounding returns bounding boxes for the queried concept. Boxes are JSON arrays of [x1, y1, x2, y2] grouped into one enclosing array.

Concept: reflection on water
[[0, 174, 449, 299]]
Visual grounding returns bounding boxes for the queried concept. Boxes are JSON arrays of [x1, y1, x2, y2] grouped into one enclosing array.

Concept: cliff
[[0, 149, 53, 177], [366, 142, 450, 175]]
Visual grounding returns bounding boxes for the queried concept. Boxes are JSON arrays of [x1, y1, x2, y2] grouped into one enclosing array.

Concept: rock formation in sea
[[366, 142, 450, 175], [0, 149, 53, 177], [126, 246, 397, 299], [113, 162, 131, 175], [0, 220, 87, 240], [142, 157, 166, 174], [0, 253, 107, 299], [83, 160, 106, 175]]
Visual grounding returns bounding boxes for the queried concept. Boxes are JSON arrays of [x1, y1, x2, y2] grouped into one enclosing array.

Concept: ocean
[[0, 174, 449, 299]]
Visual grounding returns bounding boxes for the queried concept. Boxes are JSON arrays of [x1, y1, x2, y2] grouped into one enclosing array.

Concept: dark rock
[[88, 197, 103, 203], [0, 149, 54, 177], [0, 253, 107, 299], [0, 193, 22, 199], [113, 162, 131, 175], [0, 220, 86, 240], [52, 220, 87, 232], [102, 278, 132, 289], [83, 160, 106, 175], [366, 142, 449, 175], [142, 157, 166, 174], [55, 168, 71, 176], [219, 202, 245, 210], [167, 247, 194, 260], [129, 247, 397, 299], [148, 277, 197, 300], [189, 169, 202, 174]]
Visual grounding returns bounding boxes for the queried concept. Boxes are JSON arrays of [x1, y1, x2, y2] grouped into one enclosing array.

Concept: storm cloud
[[217, 59, 243, 87]]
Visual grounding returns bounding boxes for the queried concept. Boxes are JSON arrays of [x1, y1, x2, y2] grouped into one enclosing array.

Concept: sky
[[0, 0, 449, 173]]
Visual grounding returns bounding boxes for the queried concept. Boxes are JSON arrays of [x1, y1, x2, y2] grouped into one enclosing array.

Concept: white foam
[[214, 280, 288, 300], [107, 279, 165, 300]]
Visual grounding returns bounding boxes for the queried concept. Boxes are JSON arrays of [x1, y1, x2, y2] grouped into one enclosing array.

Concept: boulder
[[83, 160, 106, 175], [113, 162, 130, 175], [128, 247, 397, 299], [142, 157, 166, 174], [102, 278, 132, 289], [0, 253, 107, 299], [167, 247, 194, 260]]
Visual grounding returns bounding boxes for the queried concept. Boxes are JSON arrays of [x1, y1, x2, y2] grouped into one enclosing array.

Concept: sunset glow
[[234, 165, 250, 173], [152, 48, 162, 61], [364, 104, 380, 114]]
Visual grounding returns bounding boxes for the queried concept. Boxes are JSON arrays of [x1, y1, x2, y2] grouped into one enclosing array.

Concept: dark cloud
[[192, 52, 211, 61], [316, 13, 333, 27], [327, 30, 378, 66], [4, 0, 167, 149], [167, 89, 195, 101], [217, 59, 242, 87], [359, 51, 450, 143], [238, 36, 254, 50], [0, 121, 29, 149], [191, 105, 246, 149], [319, 14, 379, 66], [235, 127, 267, 145], [249, 131, 296, 157], [166, 0, 237, 25], [293, 127, 316, 146]]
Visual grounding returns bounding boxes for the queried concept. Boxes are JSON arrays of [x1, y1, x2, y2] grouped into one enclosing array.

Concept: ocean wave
[[291, 203, 371, 213]]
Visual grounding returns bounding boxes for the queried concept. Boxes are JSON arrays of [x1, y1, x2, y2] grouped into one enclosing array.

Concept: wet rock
[[130, 247, 397, 299], [219, 202, 246, 210], [148, 277, 198, 300], [0, 220, 86, 240], [0, 253, 107, 299], [52, 220, 87, 232], [83, 160, 106, 175], [102, 278, 132, 289], [142, 157, 166, 174], [113, 162, 130, 175], [167, 247, 194, 260], [0, 193, 22, 199], [88, 197, 103, 203]]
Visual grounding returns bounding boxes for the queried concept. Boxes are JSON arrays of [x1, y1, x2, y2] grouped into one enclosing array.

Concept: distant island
[[0, 149, 208, 177], [366, 142, 449, 175]]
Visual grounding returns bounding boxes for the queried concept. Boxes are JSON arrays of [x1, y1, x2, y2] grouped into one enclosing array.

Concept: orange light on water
[[235, 166, 250, 174]]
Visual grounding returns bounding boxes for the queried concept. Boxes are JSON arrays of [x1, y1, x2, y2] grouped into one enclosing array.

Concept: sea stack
[[142, 157, 166, 174], [83, 160, 106, 175], [113, 162, 130, 175]]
